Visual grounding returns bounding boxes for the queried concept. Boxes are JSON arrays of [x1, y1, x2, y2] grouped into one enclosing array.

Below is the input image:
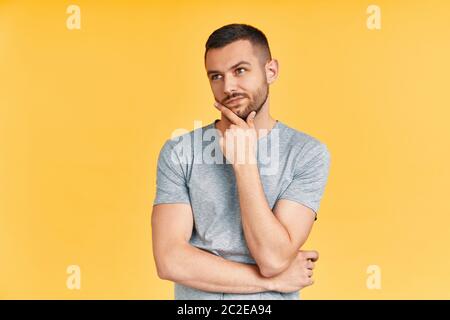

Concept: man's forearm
[[160, 242, 275, 294], [234, 163, 295, 275]]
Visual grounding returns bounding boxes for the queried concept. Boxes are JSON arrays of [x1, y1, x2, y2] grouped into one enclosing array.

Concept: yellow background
[[1, 0, 449, 299]]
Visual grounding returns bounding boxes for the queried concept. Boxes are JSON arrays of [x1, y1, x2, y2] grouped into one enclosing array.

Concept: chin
[[237, 109, 252, 120]]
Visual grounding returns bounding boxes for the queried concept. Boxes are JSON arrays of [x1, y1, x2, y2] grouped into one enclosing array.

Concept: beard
[[231, 83, 269, 120]]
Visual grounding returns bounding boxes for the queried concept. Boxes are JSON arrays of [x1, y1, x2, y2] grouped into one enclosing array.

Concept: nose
[[223, 74, 238, 97]]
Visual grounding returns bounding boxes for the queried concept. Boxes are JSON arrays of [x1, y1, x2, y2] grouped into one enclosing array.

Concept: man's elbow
[[154, 250, 185, 282], [156, 262, 172, 280], [155, 257, 173, 280], [258, 258, 291, 278]]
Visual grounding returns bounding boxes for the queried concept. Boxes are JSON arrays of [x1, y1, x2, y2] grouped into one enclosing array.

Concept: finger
[[215, 101, 247, 126], [246, 111, 256, 128], [303, 250, 319, 262], [214, 101, 224, 113], [306, 260, 315, 270]]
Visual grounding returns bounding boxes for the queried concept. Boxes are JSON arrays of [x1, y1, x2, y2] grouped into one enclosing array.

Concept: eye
[[236, 67, 246, 75], [211, 74, 222, 81]]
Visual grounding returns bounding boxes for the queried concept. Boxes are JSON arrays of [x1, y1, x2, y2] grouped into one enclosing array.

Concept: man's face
[[205, 39, 270, 120]]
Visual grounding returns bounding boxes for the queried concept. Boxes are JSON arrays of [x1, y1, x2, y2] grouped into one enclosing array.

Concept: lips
[[226, 96, 245, 106]]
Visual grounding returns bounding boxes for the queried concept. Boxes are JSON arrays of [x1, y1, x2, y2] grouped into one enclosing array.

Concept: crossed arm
[[152, 203, 275, 294], [152, 156, 317, 293], [151, 202, 316, 294]]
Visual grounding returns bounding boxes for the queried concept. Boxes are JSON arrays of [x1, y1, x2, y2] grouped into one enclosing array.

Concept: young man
[[151, 24, 331, 300]]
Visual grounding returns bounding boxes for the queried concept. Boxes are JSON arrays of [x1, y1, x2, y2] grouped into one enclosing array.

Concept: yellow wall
[[1, 0, 449, 299]]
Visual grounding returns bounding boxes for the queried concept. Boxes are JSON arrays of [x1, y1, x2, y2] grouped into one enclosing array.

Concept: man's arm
[[151, 203, 315, 294], [234, 164, 316, 277], [152, 203, 273, 293], [214, 103, 317, 278]]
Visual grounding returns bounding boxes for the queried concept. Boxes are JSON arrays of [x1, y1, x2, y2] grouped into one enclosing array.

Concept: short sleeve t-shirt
[[153, 119, 331, 300]]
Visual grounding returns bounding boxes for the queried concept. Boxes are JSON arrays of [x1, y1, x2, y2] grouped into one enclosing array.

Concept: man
[[151, 24, 331, 300]]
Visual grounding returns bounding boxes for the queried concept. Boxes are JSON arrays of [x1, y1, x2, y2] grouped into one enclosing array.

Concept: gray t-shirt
[[153, 119, 331, 300]]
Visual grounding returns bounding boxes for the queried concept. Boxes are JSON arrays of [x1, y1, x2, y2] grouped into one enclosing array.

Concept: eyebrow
[[207, 61, 252, 76]]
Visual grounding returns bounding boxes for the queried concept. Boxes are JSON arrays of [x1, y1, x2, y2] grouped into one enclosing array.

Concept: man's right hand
[[269, 250, 319, 293]]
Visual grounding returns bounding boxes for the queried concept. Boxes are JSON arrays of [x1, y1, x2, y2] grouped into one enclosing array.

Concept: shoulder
[[157, 121, 216, 160], [278, 121, 330, 164], [278, 121, 330, 153]]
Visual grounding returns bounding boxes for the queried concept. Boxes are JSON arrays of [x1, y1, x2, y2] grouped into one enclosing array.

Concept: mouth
[[226, 96, 246, 106]]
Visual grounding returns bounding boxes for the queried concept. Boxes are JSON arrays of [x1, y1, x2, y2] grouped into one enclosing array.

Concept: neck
[[215, 100, 277, 139]]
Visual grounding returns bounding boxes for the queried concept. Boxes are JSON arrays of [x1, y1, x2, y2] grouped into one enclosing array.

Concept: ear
[[265, 59, 279, 84]]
